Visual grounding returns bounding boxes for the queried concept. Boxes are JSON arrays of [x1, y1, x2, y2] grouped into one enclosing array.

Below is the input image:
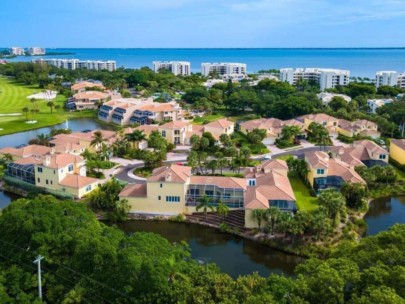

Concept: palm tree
[[36, 133, 50, 146], [266, 207, 282, 234], [252, 209, 267, 229], [90, 131, 106, 151], [1, 153, 13, 164], [196, 195, 214, 220], [126, 130, 146, 149], [216, 200, 229, 221], [22, 107, 29, 121], [47, 101, 55, 113], [30, 98, 37, 109]]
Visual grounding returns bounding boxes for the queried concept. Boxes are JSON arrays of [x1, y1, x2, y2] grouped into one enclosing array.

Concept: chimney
[[165, 172, 172, 182], [44, 154, 51, 166]]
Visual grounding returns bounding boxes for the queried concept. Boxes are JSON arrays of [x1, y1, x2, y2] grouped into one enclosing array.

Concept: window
[[158, 196, 161, 200], [205, 190, 214, 197], [86, 185, 92, 191], [37, 178, 40, 183], [68, 164, 74, 172], [51, 181, 53, 185], [379, 154, 386, 159], [162, 130, 166, 138], [166, 196, 180, 202], [174, 130, 180, 135], [317, 169, 325, 174], [46, 179, 49, 185], [189, 189, 200, 195], [224, 193, 231, 199], [160, 183, 163, 188], [37, 167, 43, 173], [248, 179, 256, 186]]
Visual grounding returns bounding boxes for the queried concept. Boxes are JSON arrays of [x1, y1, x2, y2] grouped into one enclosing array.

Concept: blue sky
[[1, 0, 405, 48]]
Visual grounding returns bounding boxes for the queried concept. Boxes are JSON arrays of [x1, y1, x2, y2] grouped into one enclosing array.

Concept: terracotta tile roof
[[73, 91, 109, 100], [0, 145, 51, 158], [13, 156, 44, 165], [391, 139, 405, 150], [239, 118, 284, 132], [245, 159, 289, 178], [148, 164, 192, 183], [71, 81, 105, 91], [138, 102, 177, 112], [204, 118, 234, 129], [119, 184, 147, 198], [42, 153, 84, 169], [160, 121, 189, 129], [189, 176, 247, 190], [244, 171, 296, 209], [301, 113, 338, 123], [353, 140, 387, 155], [283, 119, 305, 128], [135, 125, 159, 134], [328, 159, 366, 184], [305, 151, 329, 169], [59, 174, 99, 188]]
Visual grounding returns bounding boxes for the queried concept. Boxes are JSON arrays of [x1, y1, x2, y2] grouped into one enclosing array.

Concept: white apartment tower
[[280, 68, 350, 91], [201, 63, 247, 77], [10, 47, 25, 56], [153, 61, 191, 76], [32, 59, 116, 71], [28, 47, 46, 55], [375, 71, 399, 88]]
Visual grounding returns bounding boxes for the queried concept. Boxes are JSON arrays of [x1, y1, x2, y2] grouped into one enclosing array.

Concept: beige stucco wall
[[390, 142, 405, 165]]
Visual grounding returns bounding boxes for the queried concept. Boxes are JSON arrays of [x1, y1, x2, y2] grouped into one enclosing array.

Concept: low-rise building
[[280, 68, 350, 91], [203, 118, 234, 138], [71, 81, 105, 94], [160, 121, 193, 145], [28, 47, 46, 55], [239, 118, 284, 145], [305, 151, 365, 193], [337, 119, 380, 138], [317, 92, 352, 105], [299, 113, 339, 137], [367, 99, 393, 113], [330, 140, 389, 168], [71, 91, 111, 110], [0, 145, 52, 161], [153, 61, 191, 76], [390, 139, 405, 165]]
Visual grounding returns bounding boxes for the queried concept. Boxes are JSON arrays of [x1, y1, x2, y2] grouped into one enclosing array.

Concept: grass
[[192, 113, 225, 125], [275, 155, 293, 161], [393, 166, 405, 181], [0, 77, 96, 135], [231, 131, 269, 155], [289, 177, 318, 211], [133, 167, 153, 178]]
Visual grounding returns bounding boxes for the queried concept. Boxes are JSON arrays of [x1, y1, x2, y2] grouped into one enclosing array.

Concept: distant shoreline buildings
[[153, 61, 190, 76], [32, 58, 117, 71], [375, 71, 405, 88], [280, 68, 350, 91], [10, 47, 45, 56]]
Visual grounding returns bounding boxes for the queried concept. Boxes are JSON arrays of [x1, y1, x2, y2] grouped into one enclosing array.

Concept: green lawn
[[275, 155, 293, 161], [289, 176, 318, 211], [0, 77, 96, 135], [192, 113, 225, 125], [393, 166, 405, 181]]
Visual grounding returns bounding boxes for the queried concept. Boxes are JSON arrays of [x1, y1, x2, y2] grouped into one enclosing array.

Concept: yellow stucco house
[[390, 139, 405, 165], [301, 113, 339, 137], [337, 119, 380, 138]]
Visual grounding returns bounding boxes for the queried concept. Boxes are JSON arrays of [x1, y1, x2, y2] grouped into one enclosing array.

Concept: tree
[[246, 128, 267, 145], [126, 129, 146, 149], [216, 200, 229, 221], [54, 104, 61, 112], [47, 101, 55, 113], [207, 159, 218, 175], [317, 189, 346, 226], [266, 207, 282, 234], [22, 107, 29, 121], [307, 122, 330, 148], [252, 209, 267, 229], [90, 131, 107, 172], [276, 125, 302, 148], [329, 96, 348, 112], [148, 130, 167, 152], [196, 195, 214, 220], [36, 133, 50, 146], [341, 182, 367, 210]]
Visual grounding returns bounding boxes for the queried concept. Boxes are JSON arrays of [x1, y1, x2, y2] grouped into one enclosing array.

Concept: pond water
[[113, 220, 304, 278], [0, 191, 19, 209], [364, 196, 405, 236], [0, 118, 114, 148]]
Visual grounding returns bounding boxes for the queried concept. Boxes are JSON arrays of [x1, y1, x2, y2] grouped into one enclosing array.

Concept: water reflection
[[113, 220, 303, 278], [365, 196, 405, 236], [0, 191, 19, 209]]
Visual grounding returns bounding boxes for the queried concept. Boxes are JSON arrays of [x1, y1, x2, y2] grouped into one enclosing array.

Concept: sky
[[1, 0, 405, 48]]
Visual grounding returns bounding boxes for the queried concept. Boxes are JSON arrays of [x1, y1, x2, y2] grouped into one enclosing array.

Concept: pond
[[365, 196, 405, 236], [0, 118, 114, 148], [113, 220, 304, 279], [0, 191, 19, 209]]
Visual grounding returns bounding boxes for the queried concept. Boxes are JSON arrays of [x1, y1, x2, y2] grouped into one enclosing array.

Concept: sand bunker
[[0, 113, 22, 116], [27, 90, 57, 100], [26, 120, 38, 124]]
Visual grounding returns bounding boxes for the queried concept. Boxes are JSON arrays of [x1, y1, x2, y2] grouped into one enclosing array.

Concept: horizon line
[[3, 47, 405, 50]]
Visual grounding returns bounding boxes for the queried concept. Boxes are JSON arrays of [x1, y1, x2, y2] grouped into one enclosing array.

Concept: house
[[203, 119, 234, 138], [71, 81, 106, 94], [119, 159, 296, 228], [390, 139, 405, 165], [305, 151, 365, 193], [160, 121, 193, 145], [330, 140, 389, 167], [6, 153, 100, 199], [337, 119, 380, 139], [367, 99, 393, 113], [317, 92, 351, 105], [239, 118, 284, 145], [299, 113, 339, 137], [72, 91, 111, 110], [0, 145, 52, 161]]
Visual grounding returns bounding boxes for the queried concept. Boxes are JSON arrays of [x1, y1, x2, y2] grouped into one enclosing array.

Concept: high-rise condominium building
[[32, 59, 116, 71], [201, 63, 247, 77], [280, 68, 350, 91], [153, 61, 191, 76], [10, 47, 25, 56], [375, 71, 405, 88], [28, 47, 46, 55]]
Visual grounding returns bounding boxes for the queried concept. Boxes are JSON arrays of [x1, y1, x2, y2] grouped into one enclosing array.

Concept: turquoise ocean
[[7, 48, 405, 77]]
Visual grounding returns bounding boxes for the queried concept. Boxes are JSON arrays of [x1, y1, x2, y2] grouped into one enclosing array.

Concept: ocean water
[[6, 48, 405, 77]]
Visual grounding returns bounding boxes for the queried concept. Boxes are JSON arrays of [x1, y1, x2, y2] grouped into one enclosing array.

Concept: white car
[[264, 154, 272, 160]]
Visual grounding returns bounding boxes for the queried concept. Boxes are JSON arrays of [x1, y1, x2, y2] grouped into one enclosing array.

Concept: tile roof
[[71, 81, 105, 91], [189, 176, 247, 190], [13, 156, 44, 165], [160, 121, 189, 129], [305, 151, 330, 169], [73, 91, 109, 100], [59, 174, 99, 188], [0, 145, 51, 158], [391, 139, 405, 150], [42, 153, 84, 169], [245, 159, 289, 178], [301, 113, 338, 123], [239, 118, 284, 132], [328, 159, 366, 184], [148, 164, 192, 183], [204, 118, 234, 129], [119, 184, 147, 198]]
